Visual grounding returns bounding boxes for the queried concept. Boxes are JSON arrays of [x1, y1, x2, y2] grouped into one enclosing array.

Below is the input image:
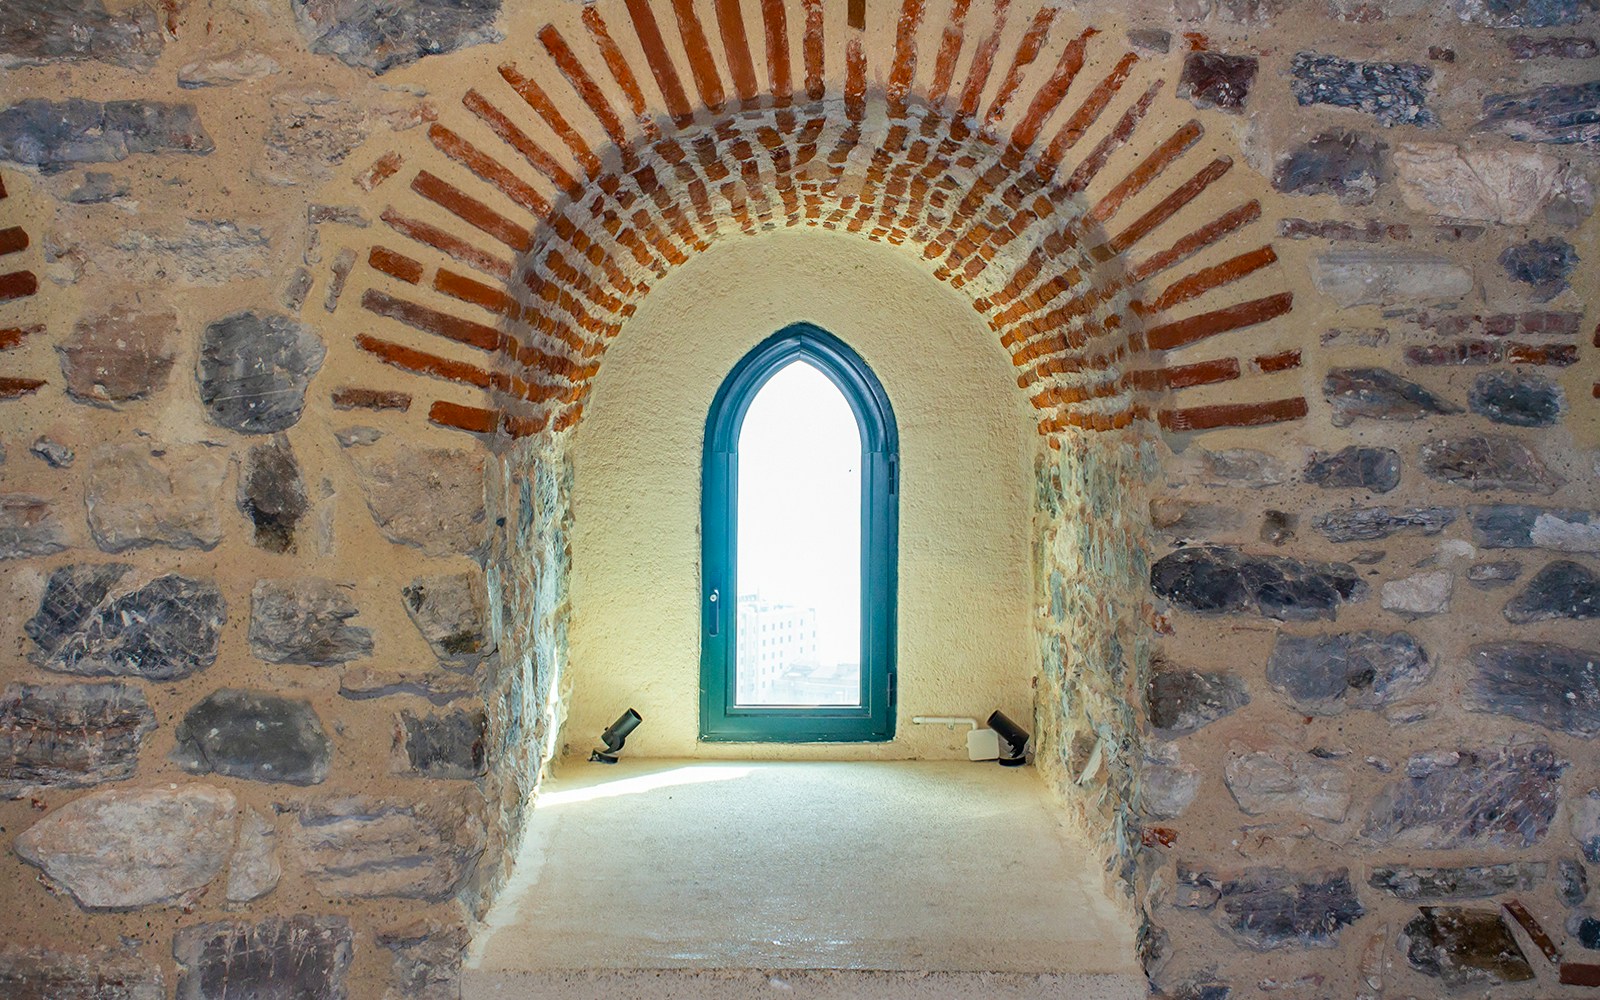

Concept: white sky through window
[[735, 359, 862, 704]]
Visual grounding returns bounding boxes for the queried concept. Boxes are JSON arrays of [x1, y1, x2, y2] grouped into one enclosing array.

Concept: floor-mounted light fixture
[[590, 709, 642, 764], [987, 710, 1029, 767]]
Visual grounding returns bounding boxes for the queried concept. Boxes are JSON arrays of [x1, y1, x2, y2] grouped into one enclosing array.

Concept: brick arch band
[[334, 0, 1305, 443]]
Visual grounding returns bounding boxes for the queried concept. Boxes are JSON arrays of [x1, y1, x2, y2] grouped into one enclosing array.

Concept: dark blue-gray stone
[[1468, 641, 1600, 736], [399, 708, 487, 778], [1272, 131, 1386, 205], [24, 563, 130, 657], [1504, 560, 1599, 622], [1147, 668, 1249, 736], [1471, 505, 1600, 550], [26, 567, 224, 680], [198, 311, 325, 434], [1364, 744, 1565, 848], [1304, 446, 1400, 492], [1459, 0, 1587, 26], [0, 681, 155, 791], [1151, 546, 1366, 621], [238, 435, 309, 554], [1290, 52, 1439, 128], [1579, 916, 1600, 949], [1314, 506, 1456, 542], [249, 579, 372, 666], [0, 99, 212, 172], [1479, 79, 1600, 145], [1211, 868, 1363, 951], [1420, 435, 1563, 495], [1561, 859, 1590, 906], [0, 0, 164, 69], [1470, 371, 1566, 427], [292, 0, 504, 75], [174, 915, 352, 1000], [1324, 367, 1459, 426], [1500, 237, 1578, 300], [1402, 907, 1534, 987], [1267, 631, 1430, 714], [172, 689, 331, 785], [1368, 862, 1545, 900]]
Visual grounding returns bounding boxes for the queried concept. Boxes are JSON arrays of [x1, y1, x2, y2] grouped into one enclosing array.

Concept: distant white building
[[735, 594, 817, 704]]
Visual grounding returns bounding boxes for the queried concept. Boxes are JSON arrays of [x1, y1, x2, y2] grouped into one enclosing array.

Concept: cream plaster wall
[[564, 228, 1041, 760]]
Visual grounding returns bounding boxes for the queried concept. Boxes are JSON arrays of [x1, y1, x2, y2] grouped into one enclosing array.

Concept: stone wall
[[1, 0, 1597, 997]]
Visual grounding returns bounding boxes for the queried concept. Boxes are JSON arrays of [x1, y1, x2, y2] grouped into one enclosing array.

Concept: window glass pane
[[734, 359, 862, 706]]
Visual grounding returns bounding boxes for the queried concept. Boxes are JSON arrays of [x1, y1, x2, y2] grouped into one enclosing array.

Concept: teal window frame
[[699, 323, 899, 743]]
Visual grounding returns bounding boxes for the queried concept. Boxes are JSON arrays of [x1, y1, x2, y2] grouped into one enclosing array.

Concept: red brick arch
[[337, 0, 1306, 442]]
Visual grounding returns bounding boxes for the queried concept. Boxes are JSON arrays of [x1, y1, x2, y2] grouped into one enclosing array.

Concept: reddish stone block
[[1178, 52, 1259, 112], [354, 151, 402, 192], [331, 387, 412, 411]]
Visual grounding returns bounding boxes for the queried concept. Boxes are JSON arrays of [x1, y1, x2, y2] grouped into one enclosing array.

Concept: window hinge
[[887, 671, 897, 704], [888, 455, 899, 495]]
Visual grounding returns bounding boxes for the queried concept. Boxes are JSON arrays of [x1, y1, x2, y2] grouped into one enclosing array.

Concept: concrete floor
[[465, 760, 1143, 998]]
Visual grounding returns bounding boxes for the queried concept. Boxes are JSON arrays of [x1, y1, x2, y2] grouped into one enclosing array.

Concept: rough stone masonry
[[0, 0, 1597, 997]]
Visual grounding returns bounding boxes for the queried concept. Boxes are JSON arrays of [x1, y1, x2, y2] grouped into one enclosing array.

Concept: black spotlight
[[589, 709, 642, 764], [988, 710, 1030, 767]]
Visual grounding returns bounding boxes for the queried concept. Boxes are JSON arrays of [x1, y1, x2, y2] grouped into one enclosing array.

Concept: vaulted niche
[[700, 324, 899, 742], [562, 229, 1038, 762]]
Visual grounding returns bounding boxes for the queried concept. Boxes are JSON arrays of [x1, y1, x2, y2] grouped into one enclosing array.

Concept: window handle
[[707, 588, 720, 637]]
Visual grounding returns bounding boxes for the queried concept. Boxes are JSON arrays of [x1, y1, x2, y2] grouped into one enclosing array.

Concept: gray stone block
[[250, 579, 372, 666], [1468, 640, 1600, 736], [292, 0, 503, 74], [1479, 79, 1600, 145], [1150, 546, 1365, 621], [0, 682, 155, 791], [14, 784, 235, 909], [27, 566, 224, 681], [1503, 560, 1599, 622], [1147, 668, 1249, 736], [1420, 434, 1563, 495], [1314, 506, 1456, 542], [1364, 744, 1565, 849], [1210, 867, 1363, 951], [397, 708, 488, 778], [1369, 862, 1546, 900], [1267, 630, 1430, 713], [173, 916, 352, 1000], [1324, 367, 1459, 425], [1470, 370, 1566, 427], [173, 689, 332, 785], [197, 311, 324, 434], [1290, 52, 1438, 127], [0, 99, 211, 171], [1304, 446, 1400, 492]]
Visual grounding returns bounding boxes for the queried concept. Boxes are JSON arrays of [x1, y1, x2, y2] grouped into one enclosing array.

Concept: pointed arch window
[[700, 324, 898, 743]]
